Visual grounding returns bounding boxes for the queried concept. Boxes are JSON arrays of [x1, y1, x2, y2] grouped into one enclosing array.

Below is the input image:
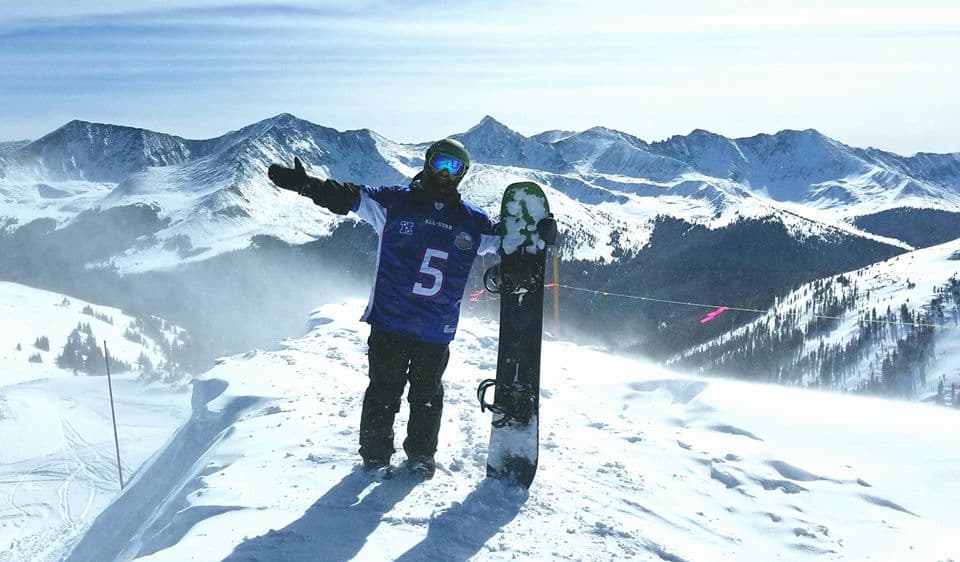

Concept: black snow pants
[[359, 326, 450, 462]]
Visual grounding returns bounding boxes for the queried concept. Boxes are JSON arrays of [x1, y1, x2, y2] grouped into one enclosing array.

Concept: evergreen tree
[[56, 323, 130, 375]]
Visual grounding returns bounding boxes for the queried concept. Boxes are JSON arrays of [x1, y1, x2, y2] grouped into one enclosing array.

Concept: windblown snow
[[11, 301, 953, 562]]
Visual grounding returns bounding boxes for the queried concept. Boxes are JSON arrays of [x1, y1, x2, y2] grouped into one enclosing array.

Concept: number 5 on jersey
[[413, 248, 448, 297]]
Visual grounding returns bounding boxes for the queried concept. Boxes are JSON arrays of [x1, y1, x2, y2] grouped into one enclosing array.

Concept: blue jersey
[[352, 184, 500, 344]]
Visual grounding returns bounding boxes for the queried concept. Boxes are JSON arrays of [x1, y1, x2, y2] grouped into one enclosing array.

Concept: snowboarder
[[268, 139, 556, 478]]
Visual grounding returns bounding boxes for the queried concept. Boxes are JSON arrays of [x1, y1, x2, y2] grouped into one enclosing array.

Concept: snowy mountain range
[[2, 114, 960, 273], [2, 114, 960, 392]]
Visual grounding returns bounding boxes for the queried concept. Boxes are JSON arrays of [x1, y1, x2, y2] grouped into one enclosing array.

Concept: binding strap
[[477, 379, 537, 427]]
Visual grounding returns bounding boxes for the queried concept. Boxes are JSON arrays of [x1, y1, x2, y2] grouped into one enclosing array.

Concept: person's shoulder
[[458, 198, 498, 232], [459, 198, 492, 220]]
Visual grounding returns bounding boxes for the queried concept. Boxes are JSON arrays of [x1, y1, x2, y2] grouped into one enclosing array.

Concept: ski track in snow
[[26, 300, 952, 562], [0, 279, 197, 562], [0, 378, 191, 562]]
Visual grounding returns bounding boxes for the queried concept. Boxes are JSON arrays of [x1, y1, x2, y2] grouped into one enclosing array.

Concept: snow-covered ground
[[0, 376, 191, 562], [0, 283, 192, 562], [49, 301, 960, 562]]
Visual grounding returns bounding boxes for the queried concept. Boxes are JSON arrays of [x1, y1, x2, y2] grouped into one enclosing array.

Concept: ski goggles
[[428, 153, 466, 176]]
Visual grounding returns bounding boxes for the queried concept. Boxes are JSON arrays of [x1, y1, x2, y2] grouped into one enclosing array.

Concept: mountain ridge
[[2, 113, 958, 272], [9, 114, 960, 183], [1, 115, 955, 405]]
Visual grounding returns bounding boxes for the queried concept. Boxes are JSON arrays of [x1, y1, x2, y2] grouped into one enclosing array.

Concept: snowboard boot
[[406, 455, 436, 479], [362, 457, 391, 476]]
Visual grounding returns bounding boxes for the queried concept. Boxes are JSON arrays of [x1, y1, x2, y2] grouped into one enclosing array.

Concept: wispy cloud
[[1, 1, 959, 153]]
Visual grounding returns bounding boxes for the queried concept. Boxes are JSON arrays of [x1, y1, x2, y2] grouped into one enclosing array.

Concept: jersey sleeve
[[352, 185, 403, 235], [477, 215, 501, 256]]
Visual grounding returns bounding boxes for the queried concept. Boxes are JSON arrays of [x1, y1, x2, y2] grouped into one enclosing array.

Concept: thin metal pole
[[552, 249, 560, 335], [103, 341, 125, 490]]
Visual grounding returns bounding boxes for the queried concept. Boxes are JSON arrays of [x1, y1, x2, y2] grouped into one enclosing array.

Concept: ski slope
[[0, 282, 192, 562], [51, 301, 960, 562], [0, 376, 191, 562]]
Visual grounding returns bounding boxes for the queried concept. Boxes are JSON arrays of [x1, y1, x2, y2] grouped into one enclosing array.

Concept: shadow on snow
[[394, 477, 528, 562], [223, 470, 528, 562], [223, 468, 417, 562]]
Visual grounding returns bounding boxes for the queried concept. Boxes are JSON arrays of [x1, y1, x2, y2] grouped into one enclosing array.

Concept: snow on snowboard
[[478, 181, 550, 489]]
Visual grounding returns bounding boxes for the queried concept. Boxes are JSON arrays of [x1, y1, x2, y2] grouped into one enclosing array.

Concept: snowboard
[[478, 181, 550, 488]]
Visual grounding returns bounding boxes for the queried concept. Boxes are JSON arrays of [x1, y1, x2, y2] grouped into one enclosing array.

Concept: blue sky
[[2, 1, 958, 154]]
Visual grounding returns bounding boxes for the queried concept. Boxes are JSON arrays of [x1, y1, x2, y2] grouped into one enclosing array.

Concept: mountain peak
[[22, 120, 194, 182], [734, 128, 846, 157], [226, 113, 332, 147], [457, 116, 525, 148], [657, 129, 738, 150], [267, 112, 303, 124], [39, 120, 178, 145], [583, 125, 645, 142], [581, 125, 621, 138], [451, 116, 573, 172], [48, 119, 112, 137], [584, 125, 617, 134], [687, 128, 725, 139], [252, 112, 317, 131], [782, 128, 827, 139], [465, 115, 515, 136], [570, 126, 648, 151]]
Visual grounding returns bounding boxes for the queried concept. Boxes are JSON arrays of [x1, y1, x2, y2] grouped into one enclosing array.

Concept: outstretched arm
[[268, 157, 359, 215]]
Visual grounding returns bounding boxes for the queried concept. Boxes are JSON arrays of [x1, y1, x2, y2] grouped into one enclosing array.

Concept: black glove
[[268, 157, 360, 215], [268, 157, 309, 193], [537, 214, 558, 246]]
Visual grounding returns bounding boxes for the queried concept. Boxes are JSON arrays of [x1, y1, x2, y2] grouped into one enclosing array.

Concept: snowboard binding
[[477, 378, 537, 427], [483, 262, 543, 296]]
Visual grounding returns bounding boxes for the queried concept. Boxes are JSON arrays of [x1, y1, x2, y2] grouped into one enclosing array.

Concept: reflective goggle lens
[[429, 153, 465, 176]]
